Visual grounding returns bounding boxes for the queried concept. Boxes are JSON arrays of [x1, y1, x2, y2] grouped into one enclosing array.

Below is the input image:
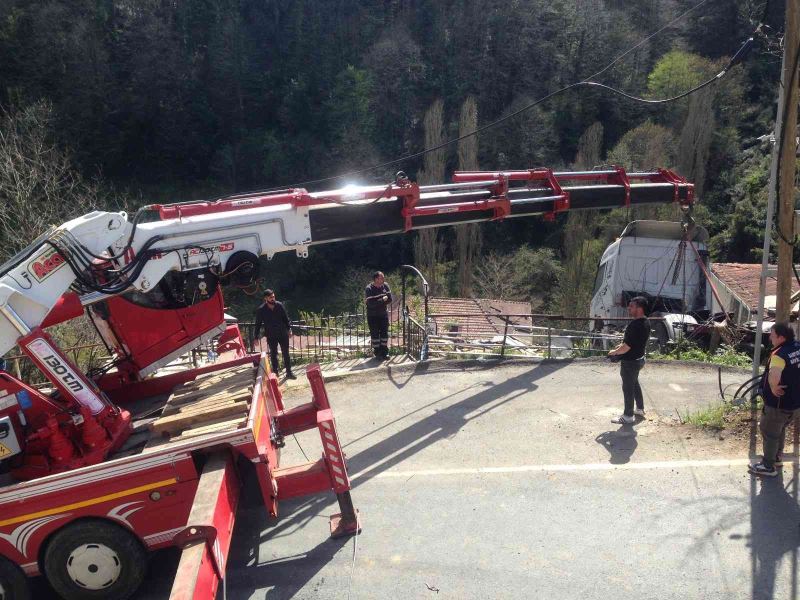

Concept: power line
[[234, 0, 749, 195]]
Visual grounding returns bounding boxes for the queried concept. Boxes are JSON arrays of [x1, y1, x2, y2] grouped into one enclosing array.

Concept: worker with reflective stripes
[[365, 271, 392, 360], [750, 323, 800, 477]]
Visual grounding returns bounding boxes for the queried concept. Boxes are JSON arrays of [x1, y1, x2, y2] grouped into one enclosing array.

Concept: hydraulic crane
[[0, 166, 693, 600], [0, 166, 693, 479]]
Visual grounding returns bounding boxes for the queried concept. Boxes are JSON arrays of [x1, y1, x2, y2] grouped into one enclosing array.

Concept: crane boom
[[0, 166, 693, 480]]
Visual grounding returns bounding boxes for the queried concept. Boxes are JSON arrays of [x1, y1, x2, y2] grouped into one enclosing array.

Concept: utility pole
[[775, 0, 800, 322]]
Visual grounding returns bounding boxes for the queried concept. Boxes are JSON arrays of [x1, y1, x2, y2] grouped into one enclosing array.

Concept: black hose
[[733, 374, 762, 400]]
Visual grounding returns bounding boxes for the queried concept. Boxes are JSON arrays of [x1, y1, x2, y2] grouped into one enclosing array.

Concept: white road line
[[355, 458, 755, 480]]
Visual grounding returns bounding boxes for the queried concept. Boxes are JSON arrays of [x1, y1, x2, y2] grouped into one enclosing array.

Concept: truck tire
[[653, 322, 670, 352], [0, 557, 30, 600], [43, 520, 146, 600]]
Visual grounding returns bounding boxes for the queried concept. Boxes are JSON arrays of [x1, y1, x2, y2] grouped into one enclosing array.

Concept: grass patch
[[682, 395, 763, 433], [651, 342, 751, 369]]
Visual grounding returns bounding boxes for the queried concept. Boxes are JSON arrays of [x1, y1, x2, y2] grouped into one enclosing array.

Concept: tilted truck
[[589, 220, 714, 347]]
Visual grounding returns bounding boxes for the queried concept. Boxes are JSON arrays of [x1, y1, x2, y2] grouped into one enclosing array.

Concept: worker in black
[[365, 271, 392, 360], [253, 289, 296, 379], [608, 296, 651, 424], [750, 323, 800, 477]]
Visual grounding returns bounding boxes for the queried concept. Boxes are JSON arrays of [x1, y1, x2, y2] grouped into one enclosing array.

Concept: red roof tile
[[428, 297, 531, 337], [711, 263, 799, 311]]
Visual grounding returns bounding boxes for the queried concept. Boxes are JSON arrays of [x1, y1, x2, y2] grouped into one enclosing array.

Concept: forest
[[0, 0, 791, 320]]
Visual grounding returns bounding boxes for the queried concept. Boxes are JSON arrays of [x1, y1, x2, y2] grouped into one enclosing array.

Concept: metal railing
[[404, 315, 428, 360], [2, 310, 660, 385], [240, 306, 405, 364], [426, 313, 661, 359]]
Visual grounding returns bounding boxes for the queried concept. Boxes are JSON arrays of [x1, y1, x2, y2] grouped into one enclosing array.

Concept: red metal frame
[[145, 167, 693, 239], [0, 355, 358, 599], [9, 328, 132, 480], [95, 292, 227, 383]]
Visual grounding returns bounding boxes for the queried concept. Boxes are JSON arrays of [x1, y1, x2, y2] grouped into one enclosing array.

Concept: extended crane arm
[[0, 166, 693, 481], [0, 167, 693, 359]]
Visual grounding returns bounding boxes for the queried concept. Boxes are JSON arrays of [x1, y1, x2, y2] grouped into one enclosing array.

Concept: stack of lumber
[[146, 363, 255, 447]]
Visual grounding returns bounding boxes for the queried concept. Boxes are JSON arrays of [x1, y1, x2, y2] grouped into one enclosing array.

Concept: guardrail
[[425, 313, 662, 359], [2, 311, 661, 384]]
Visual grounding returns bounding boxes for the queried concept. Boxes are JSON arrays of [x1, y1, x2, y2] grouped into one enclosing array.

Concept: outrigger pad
[[329, 509, 361, 538]]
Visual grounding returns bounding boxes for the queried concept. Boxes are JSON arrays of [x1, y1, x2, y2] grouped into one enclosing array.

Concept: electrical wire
[[346, 513, 361, 600], [240, 0, 755, 194]]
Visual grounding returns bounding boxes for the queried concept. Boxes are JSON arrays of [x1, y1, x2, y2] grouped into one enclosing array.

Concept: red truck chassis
[[0, 356, 358, 600]]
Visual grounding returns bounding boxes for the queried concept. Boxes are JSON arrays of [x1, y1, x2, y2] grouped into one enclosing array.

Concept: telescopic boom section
[[149, 167, 694, 244]]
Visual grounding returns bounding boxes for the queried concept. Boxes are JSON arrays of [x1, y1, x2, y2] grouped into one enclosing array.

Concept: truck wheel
[[0, 557, 30, 600], [653, 322, 670, 352], [43, 521, 146, 600]]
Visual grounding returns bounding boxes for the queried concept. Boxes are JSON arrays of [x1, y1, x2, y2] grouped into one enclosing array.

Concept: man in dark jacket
[[750, 323, 800, 477], [608, 296, 651, 424], [253, 289, 295, 379], [365, 271, 392, 360]]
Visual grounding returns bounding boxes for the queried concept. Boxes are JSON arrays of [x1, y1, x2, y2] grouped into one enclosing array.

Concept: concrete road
[[135, 359, 800, 600]]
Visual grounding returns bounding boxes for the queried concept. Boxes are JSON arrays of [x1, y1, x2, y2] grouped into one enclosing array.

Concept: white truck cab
[[590, 220, 712, 346]]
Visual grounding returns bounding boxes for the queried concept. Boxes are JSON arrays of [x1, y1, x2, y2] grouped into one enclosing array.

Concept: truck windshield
[[593, 262, 607, 296]]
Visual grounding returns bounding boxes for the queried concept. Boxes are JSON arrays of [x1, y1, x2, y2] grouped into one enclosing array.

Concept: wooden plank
[[144, 415, 247, 450], [171, 417, 247, 440], [167, 390, 251, 413], [150, 402, 250, 436], [167, 380, 252, 408], [189, 366, 254, 389], [163, 398, 249, 421], [194, 363, 254, 382], [175, 371, 254, 396], [163, 392, 249, 416], [162, 398, 248, 422]]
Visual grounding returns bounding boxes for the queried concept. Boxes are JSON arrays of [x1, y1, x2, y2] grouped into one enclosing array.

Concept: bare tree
[[677, 86, 716, 197], [573, 121, 603, 169], [413, 99, 447, 294], [0, 101, 103, 262], [0, 101, 116, 366], [454, 96, 482, 297], [473, 253, 516, 300], [558, 122, 604, 315]]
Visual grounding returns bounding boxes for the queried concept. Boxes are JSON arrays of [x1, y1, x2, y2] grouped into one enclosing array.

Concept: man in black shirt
[[253, 289, 296, 379], [365, 271, 392, 360], [608, 296, 651, 424]]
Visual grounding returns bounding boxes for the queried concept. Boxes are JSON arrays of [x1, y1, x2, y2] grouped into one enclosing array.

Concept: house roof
[[428, 297, 531, 337], [711, 263, 799, 312]]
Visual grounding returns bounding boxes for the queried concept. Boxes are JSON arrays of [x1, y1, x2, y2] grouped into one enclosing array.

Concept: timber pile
[[146, 363, 255, 447]]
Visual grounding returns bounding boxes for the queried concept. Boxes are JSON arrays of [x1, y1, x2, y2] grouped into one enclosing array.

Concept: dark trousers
[[367, 314, 389, 358], [620, 359, 644, 416], [760, 404, 799, 467], [267, 332, 292, 374]]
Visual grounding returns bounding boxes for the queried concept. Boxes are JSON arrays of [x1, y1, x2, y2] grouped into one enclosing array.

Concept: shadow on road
[[749, 471, 800, 600], [222, 360, 569, 598], [595, 424, 638, 464], [748, 398, 800, 600]]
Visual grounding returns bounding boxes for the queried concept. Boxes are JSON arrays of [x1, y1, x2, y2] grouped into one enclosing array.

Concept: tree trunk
[[455, 96, 481, 297], [414, 99, 447, 294]]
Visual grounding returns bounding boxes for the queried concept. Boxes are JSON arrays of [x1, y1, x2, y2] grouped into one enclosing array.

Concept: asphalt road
[[134, 359, 799, 600]]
